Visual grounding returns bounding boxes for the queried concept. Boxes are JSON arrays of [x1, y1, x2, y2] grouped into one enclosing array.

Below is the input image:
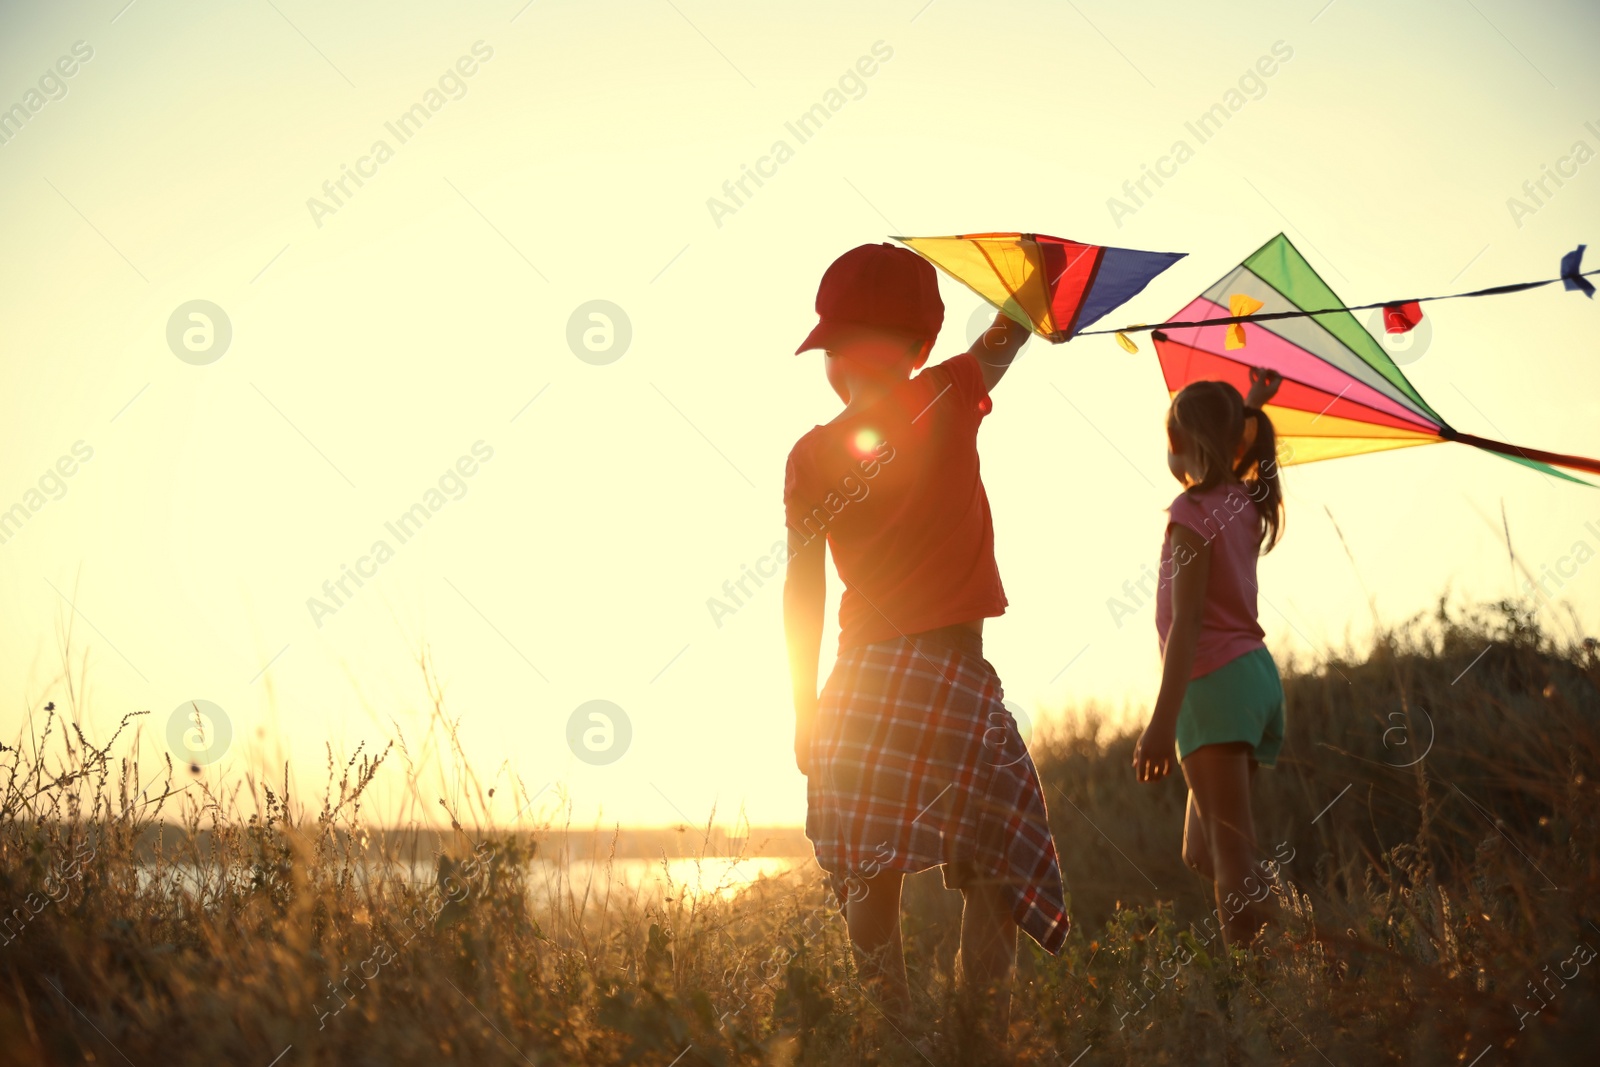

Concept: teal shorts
[[1176, 647, 1285, 767]]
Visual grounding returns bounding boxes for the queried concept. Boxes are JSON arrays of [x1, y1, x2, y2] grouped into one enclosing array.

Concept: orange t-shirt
[[783, 352, 1007, 652]]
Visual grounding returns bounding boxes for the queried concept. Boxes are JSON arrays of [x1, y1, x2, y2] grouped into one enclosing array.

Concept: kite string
[[1076, 268, 1600, 338]]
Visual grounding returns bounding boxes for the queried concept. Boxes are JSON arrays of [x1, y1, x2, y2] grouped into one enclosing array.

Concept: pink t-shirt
[[1154, 482, 1267, 679]]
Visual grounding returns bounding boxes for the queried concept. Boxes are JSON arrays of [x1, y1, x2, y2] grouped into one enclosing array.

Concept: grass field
[[2, 598, 1597, 1065]]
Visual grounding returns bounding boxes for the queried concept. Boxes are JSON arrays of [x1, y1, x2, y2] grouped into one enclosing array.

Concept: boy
[[783, 242, 1068, 1033]]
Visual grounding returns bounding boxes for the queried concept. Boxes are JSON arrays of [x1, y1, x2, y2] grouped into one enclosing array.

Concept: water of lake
[[138, 854, 813, 905]]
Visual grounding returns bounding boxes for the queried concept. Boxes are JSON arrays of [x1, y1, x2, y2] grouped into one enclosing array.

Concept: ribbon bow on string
[[1562, 244, 1595, 299], [1224, 294, 1264, 349], [1382, 301, 1424, 334]]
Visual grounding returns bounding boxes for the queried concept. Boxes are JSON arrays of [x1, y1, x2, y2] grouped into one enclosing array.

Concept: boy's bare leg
[[845, 870, 909, 1021], [1181, 742, 1262, 945], [958, 882, 1017, 1034]]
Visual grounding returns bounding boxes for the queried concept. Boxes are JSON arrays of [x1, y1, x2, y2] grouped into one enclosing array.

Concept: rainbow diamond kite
[[894, 233, 1185, 343], [1152, 234, 1600, 484]]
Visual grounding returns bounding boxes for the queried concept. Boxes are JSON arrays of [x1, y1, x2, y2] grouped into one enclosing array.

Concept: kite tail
[[1447, 430, 1600, 477]]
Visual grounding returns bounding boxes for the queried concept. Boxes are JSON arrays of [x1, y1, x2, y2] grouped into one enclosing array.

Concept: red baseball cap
[[795, 242, 944, 355]]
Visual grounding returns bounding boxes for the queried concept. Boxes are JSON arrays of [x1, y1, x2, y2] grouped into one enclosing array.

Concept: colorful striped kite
[[1148, 234, 1600, 483], [893, 233, 1185, 343]]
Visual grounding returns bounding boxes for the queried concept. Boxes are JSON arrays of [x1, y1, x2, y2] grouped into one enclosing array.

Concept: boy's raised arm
[[783, 527, 827, 776], [968, 310, 1031, 393]]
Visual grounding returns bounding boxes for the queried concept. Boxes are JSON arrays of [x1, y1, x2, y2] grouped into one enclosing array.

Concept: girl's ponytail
[[1235, 407, 1285, 553]]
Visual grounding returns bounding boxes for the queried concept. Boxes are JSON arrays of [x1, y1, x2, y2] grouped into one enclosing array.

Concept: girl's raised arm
[[1245, 367, 1282, 409]]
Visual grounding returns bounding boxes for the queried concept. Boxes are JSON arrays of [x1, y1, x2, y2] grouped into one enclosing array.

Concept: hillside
[[1, 600, 1596, 1064]]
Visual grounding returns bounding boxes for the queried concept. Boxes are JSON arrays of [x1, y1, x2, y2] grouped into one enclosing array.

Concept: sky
[[1, 0, 1597, 832]]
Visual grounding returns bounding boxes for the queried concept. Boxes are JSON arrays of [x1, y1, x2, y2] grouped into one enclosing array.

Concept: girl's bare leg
[[844, 870, 909, 1020], [1181, 789, 1214, 881], [1181, 742, 1263, 945]]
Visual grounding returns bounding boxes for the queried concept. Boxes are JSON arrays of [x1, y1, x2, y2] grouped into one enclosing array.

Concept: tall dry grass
[[1030, 598, 1600, 1063], [1, 598, 1596, 1065]]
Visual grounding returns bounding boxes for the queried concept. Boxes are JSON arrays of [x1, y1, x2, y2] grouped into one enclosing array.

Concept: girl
[[1132, 368, 1286, 945]]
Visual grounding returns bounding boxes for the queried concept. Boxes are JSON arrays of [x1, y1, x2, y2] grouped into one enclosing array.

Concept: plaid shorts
[[804, 632, 1070, 954]]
